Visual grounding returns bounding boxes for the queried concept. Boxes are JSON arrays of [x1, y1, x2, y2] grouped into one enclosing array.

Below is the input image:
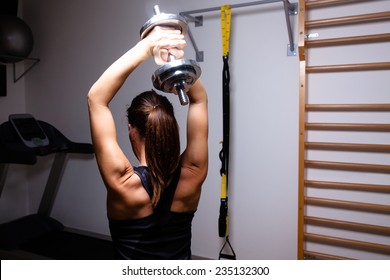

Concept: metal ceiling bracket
[[181, 0, 298, 62]]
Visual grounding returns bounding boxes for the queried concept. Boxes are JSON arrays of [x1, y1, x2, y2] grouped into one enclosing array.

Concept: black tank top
[[108, 166, 195, 260]]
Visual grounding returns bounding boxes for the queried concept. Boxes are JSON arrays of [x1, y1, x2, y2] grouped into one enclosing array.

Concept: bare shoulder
[[107, 172, 153, 219], [170, 164, 207, 212]]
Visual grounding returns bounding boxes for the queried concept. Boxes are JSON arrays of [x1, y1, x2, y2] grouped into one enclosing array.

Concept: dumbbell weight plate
[[140, 13, 188, 39], [152, 59, 201, 94]]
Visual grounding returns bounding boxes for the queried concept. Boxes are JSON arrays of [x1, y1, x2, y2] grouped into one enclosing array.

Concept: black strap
[[218, 55, 237, 260], [220, 55, 230, 178], [218, 55, 230, 238]]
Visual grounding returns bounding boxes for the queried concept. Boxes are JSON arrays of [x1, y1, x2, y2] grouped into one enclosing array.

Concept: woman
[[87, 27, 208, 259]]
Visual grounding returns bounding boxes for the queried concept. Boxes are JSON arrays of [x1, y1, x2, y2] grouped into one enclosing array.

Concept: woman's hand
[[143, 26, 187, 65]]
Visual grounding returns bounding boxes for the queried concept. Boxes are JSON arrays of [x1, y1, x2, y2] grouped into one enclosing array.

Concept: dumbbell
[[140, 5, 201, 106]]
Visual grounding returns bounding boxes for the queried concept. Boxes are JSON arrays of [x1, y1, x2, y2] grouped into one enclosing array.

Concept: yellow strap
[[221, 174, 227, 199], [220, 5, 232, 57]]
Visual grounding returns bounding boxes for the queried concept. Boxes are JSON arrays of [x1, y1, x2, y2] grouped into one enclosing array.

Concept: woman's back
[[109, 166, 195, 260]]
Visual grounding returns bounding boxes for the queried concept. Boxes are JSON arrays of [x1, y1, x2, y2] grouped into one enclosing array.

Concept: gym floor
[[0, 227, 209, 260]]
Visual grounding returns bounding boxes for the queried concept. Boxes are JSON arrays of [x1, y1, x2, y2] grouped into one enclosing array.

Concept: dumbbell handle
[[167, 54, 189, 105], [168, 53, 176, 61], [154, 5, 161, 15], [175, 81, 189, 106]]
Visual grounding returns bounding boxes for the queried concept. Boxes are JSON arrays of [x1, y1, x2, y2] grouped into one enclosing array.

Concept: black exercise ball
[[0, 15, 34, 63]]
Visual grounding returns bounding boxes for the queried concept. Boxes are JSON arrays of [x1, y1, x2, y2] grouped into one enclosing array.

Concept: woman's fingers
[[147, 26, 187, 65]]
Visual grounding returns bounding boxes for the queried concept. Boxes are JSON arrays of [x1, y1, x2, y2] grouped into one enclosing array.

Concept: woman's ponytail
[[127, 90, 180, 207], [146, 106, 180, 207]]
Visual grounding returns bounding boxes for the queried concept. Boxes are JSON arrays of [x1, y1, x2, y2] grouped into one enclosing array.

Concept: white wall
[[8, 0, 390, 260]]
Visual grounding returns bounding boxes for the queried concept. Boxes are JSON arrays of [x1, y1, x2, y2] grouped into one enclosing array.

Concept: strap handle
[[219, 236, 237, 260]]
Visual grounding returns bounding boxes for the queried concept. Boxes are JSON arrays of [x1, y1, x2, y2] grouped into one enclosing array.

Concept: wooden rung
[[305, 180, 390, 193], [305, 216, 390, 235], [306, 62, 390, 73], [306, 0, 368, 9], [306, 122, 390, 131], [304, 250, 353, 260], [305, 160, 390, 173], [306, 33, 390, 47], [305, 142, 390, 153], [304, 232, 390, 254], [305, 11, 390, 29], [306, 103, 390, 111], [305, 196, 390, 213]]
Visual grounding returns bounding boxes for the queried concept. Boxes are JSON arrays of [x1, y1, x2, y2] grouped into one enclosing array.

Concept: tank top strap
[[133, 165, 181, 211], [156, 166, 181, 211], [133, 166, 153, 199]]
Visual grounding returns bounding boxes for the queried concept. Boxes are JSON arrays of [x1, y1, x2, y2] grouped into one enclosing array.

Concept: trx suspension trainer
[[218, 5, 236, 260]]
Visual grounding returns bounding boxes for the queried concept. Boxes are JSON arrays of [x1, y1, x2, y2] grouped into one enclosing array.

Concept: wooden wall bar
[[306, 33, 390, 47], [305, 216, 390, 235], [306, 11, 390, 28], [305, 142, 390, 153], [304, 233, 390, 254], [297, 0, 307, 259], [297, 0, 390, 260], [305, 160, 390, 173], [304, 250, 354, 259], [306, 62, 390, 73], [306, 104, 390, 111], [305, 196, 390, 213], [305, 180, 390, 193], [305, 0, 368, 9], [305, 123, 390, 131]]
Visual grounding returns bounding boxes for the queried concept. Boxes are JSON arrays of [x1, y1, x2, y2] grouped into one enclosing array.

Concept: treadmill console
[[9, 114, 49, 148]]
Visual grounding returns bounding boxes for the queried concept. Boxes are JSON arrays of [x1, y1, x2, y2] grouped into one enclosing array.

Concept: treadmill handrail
[[0, 118, 94, 164]]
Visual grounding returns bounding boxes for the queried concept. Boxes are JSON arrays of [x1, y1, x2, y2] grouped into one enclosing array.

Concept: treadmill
[[0, 114, 115, 259]]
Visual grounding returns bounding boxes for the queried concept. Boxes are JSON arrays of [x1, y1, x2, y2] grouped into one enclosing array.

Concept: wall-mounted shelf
[[0, 55, 40, 82]]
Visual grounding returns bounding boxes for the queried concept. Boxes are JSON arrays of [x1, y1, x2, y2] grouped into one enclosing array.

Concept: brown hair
[[127, 90, 180, 207]]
